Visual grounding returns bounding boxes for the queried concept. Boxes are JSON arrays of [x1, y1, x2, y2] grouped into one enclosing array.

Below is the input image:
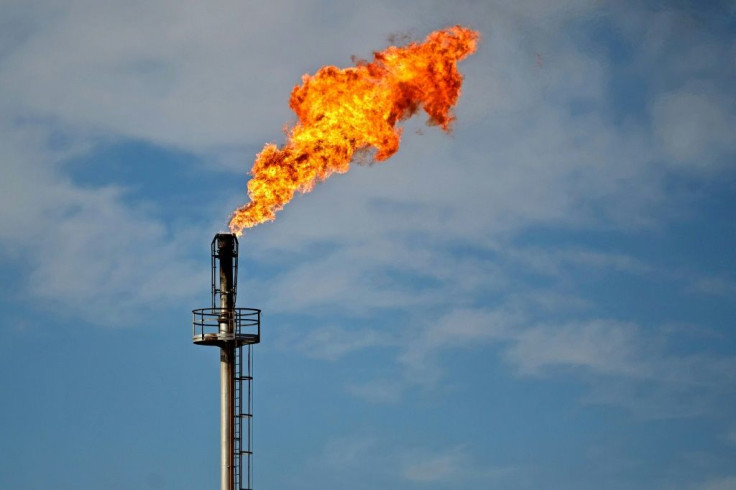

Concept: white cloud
[[336, 303, 736, 418], [0, 0, 420, 158], [288, 324, 392, 361], [652, 86, 736, 168], [0, 123, 207, 326], [506, 319, 736, 418], [504, 247, 653, 276], [507, 320, 644, 377], [259, 224, 735, 417]]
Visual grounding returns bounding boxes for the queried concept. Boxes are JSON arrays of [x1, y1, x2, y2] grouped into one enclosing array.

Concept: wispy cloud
[[689, 277, 736, 300], [312, 435, 516, 487], [345, 378, 404, 404], [652, 85, 736, 169], [326, 303, 736, 418], [286, 324, 393, 361], [506, 320, 736, 418], [321, 433, 380, 469], [400, 444, 517, 484], [506, 320, 644, 377], [265, 231, 736, 417], [401, 445, 467, 482], [0, 123, 207, 326]]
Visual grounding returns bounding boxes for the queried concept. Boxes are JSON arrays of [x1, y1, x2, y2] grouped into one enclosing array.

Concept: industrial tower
[[192, 233, 261, 490]]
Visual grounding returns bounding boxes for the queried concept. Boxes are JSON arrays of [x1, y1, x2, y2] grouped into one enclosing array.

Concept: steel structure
[[193, 233, 260, 490]]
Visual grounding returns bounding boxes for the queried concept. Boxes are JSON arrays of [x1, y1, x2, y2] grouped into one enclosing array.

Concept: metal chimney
[[193, 233, 261, 490]]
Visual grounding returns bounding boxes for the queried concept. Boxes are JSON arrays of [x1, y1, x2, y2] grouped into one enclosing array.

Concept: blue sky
[[1, 1, 735, 489]]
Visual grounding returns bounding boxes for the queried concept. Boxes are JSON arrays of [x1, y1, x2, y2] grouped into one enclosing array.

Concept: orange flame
[[229, 25, 479, 235]]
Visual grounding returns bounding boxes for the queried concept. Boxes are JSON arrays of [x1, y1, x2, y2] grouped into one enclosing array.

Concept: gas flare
[[229, 25, 479, 235]]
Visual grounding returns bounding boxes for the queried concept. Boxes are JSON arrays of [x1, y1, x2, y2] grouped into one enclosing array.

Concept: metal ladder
[[233, 344, 254, 490]]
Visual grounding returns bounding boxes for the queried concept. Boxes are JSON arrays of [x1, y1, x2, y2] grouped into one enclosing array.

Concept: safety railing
[[192, 307, 261, 345]]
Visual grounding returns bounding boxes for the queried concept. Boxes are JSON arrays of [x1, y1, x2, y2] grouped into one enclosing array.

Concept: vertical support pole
[[220, 347, 234, 490], [217, 234, 236, 490]]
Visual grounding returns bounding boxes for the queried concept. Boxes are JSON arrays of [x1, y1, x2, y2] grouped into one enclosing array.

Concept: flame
[[229, 25, 479, 235]]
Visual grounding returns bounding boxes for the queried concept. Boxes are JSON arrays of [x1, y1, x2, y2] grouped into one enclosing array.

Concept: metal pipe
[[220, 346, 234, 490], [217, 235, 235, 313], [216, 234, 236, 490]]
